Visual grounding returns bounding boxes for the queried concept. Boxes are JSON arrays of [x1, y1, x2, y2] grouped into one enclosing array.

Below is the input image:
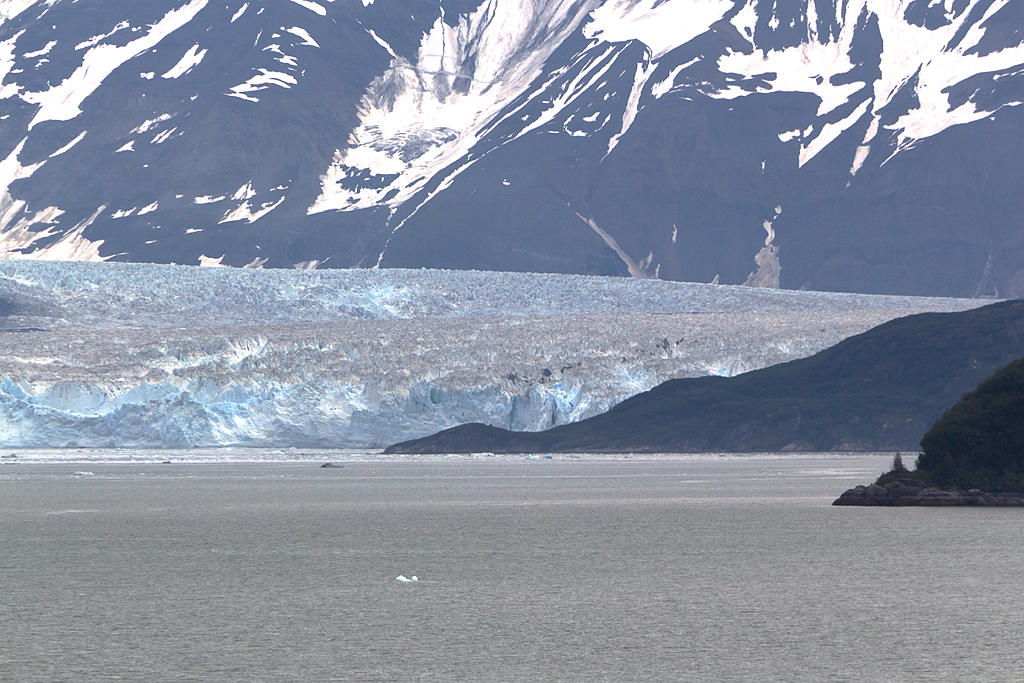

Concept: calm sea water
[[2, 454, 1022, 682]]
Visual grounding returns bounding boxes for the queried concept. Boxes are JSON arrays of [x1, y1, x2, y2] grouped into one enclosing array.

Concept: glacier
[[0, 260, 988, 448]]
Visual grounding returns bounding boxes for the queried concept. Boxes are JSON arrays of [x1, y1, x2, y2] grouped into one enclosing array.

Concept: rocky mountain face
[[0, 0, 1022, 296]]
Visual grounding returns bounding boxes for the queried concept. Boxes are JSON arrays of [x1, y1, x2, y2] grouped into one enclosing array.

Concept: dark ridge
[[385, 300, 1024, 454], [916, 354, 1024, 491]]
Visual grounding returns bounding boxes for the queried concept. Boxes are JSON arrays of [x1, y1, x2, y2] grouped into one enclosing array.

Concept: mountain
[[915, 354, 1024, 490], [0, 0, 1022, 296], [383, 299, 1024, 453]]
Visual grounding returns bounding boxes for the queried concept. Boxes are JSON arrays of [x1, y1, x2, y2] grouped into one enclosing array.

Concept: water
[[2, 454, 1022, 682]]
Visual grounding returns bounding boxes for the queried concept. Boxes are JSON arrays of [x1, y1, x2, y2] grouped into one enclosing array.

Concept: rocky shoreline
[[833, 478, 1024, 506]]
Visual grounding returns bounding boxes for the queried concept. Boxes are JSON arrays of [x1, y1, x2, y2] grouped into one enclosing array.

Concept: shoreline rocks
[[833, 478, 1024, 506]]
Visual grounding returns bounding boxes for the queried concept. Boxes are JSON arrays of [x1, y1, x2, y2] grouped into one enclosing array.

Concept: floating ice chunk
[[115, 140, 135, 153], [395, 575, 418, 582], [231, 3, 248, 22]]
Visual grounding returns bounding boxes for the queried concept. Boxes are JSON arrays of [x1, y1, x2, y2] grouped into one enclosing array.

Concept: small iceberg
[[395, 575, 418, 583], [72, 471, 95, 476]]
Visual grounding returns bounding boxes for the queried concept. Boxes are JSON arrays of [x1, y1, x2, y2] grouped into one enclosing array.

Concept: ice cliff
[[0, 260, 987, 448]]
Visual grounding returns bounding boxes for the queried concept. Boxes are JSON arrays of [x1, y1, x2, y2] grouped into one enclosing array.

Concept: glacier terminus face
[[0, 261, 988, 449]]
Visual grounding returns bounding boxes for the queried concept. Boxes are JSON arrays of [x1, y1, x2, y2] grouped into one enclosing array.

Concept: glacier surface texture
[[0, 260, 987, 448]]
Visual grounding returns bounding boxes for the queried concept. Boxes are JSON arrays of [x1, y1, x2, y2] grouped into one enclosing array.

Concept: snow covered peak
[[0, 0, 1020, 296]]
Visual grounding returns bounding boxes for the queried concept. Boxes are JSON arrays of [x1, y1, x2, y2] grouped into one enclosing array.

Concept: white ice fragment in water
[[115, 140, 135, 153], [396, 575, 418, 582]]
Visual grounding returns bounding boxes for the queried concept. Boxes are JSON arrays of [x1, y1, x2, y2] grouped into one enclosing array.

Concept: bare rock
[[833, 479, 1024, 506]]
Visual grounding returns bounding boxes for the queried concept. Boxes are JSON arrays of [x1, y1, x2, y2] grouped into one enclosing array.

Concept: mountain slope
[[0, 0, 1022, 296], [916, 355, 1024, 490], [384, 299, 1024, 453]]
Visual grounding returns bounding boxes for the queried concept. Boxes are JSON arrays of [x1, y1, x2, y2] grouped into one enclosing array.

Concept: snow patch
[[228, 68, 298, 100], [194, 195, 226, 204], [310, 0, 602, 216], [22, 0, 208, 129], [584, 0, 734, 60], [232, 182, 256, 201], [151, 127, 178, 144], [284, 26, 319, 48], [162, 44, 207, 78], [219, 196, 285, 224], [23, 40, 57, 59], [199, 254, 226, 267], [49, 131, 86, 158], [288, 0, 326, 15], [0, 30, 24, 100], [710, 0, 1024, 168], [131, 114, 173, 135], [366, 29, 398, 59]]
